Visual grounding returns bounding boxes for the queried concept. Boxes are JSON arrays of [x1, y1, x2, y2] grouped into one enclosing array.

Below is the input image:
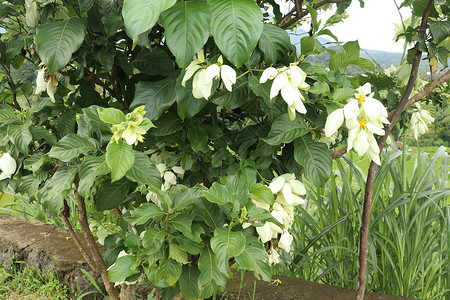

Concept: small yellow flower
[[359, 119, 367, 128], [271, 278, 282, 286], [357, 94, 365, 103], [65, 236, 70, 240]]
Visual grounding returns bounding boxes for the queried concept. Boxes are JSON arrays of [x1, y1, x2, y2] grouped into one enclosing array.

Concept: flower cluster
[[182, 50, 236, 99], [259, 64, 309, 120], [146, 150, 185, 205], [109, 106, 154, 146], [0, 153, 16, 181], [409, 103, 434, 140], [250, 174, 306, 265], [324, 83, 390, 165]]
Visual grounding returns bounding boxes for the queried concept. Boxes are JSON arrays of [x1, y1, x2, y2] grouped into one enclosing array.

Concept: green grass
[[0, 262, 70, 300], [278, 146, 450, 299]]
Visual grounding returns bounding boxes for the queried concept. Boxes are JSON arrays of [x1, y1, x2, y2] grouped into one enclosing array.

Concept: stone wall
[[0, 214, 104, 299]]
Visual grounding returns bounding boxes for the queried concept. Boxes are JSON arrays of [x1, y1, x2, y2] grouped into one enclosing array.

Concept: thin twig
[[355, 1, 434, 299]]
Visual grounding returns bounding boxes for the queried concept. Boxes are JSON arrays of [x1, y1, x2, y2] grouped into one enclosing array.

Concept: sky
[[278, 0, 411, 52]]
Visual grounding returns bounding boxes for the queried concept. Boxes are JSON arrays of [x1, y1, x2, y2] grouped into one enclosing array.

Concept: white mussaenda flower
[[324, 83, 390, 165], [268, 246, 280, 265], [256, 222, 272, 243], [0, 153, 17, 180], [409, 103, 434, 140], [183, 51, 236, 99], [35, 65, 58, 102], [260, 64, 309, 120], [278, 230, 293, 252]]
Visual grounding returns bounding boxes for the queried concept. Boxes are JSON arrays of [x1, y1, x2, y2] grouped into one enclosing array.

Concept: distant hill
[[288, 28, 444, 72]]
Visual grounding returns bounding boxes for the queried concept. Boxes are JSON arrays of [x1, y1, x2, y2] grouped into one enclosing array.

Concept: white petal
[[360, 83, 372, 96], [293, 96, 307, 114], [182, 64, 202, 87], [368, 134, 380, 154], [344, 99, 359, 119], [280, 84, 298, 105], [156, 163, 167, 174], [205, 64, 220, 82], [251, 199, 270, 211], [0, 153, 16, 177], [270, 73, 288, 99], [286, 65, 306, 87], [269, 176, 285, 194], [278, 231, 293, 252], [282, 184, 294, 205], [35, 68, 47, 94], [256, 222, 272, 243], [324, 108, 344, 137], [288, 179, 306, 196], [164, 171, 177, 185], [220, 65, 236, 91], [171, 166, 185, 177], [353, 129, 370, 156], [368, 148, 381, 165], [260, 67, 278, 83], [366, 122, 385, 136]]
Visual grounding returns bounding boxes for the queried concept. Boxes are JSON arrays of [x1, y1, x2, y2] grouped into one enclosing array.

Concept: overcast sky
[[278, 0, 411, 52]]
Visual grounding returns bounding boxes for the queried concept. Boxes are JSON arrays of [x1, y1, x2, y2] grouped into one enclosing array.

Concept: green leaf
[[56, 110, 77, 137], [130, 73, 179, 121], [78, 156, 111, 199], [122, 0, 176, 43], [35, 18, 87, 73], [178, 264, 201, 299], [235, 236, 271, 281], [174, 236, 204, 255], [193, 199, 225, 229], [8, 124, 32, 154], [126, 152, 162, 188], [48, 134, 97, 162], [300, 36, 324, 56], [187, 126, 208, 153], [172, 187, 203, 212], [202, 182, 232, 206], [209, 0, 263, 67], [333, 87, 355, 102], [355, 57, 375, 71], [169, 243, 189, 264], [210, 79, 250, 109], [263, 114, 309, 146], [97, 107, 125, 125], [328, 41, 360, 71], [71, 0, 94, 13], [249, 183, 274, 205], [38, 165, 79, 214], [125, 203, 164, 225], [150, 112, 183, 137], [258, 24, 295, 65], [247, 207, 282, 228], [160, 0, 211, 67], [294, 136, 332, 187], [131, 48, 174, 76], [155, 259, 182, 286], [108, 255, 138, 282], [171, 213, 194, 236], [175, 81, 208, 120], [142, 228, 166, 252], [29, 126, 57, 146], [210, 227, 246, 273], [429, 19, 450, 45], [198, 247, 227, 296], [106, 140, 135, 182], [24, 153, 47, 173], [94, 178, 134, 210]]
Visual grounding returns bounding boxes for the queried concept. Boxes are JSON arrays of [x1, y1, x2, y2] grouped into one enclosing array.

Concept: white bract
[[250, 173, 306, 264], [0, 153, 17, 180], [260, 64, 309, 120], [35, 65, 58, 102], [324, 83, 390, 165], [409, 103, 434, 140], [182, 51, 236, 99]]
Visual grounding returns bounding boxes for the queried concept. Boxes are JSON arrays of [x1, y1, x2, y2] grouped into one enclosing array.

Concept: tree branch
[[60, 199, 98, 272], [60, 70, 117, 100], [355, 1, 434, 299], [73, 174, 120, 300], [278, 0, 351, 29]]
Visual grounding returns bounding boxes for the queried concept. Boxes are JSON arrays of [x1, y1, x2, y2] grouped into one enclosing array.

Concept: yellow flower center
[[357, 95, 365, 103], [359, 119, 367, 128]]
